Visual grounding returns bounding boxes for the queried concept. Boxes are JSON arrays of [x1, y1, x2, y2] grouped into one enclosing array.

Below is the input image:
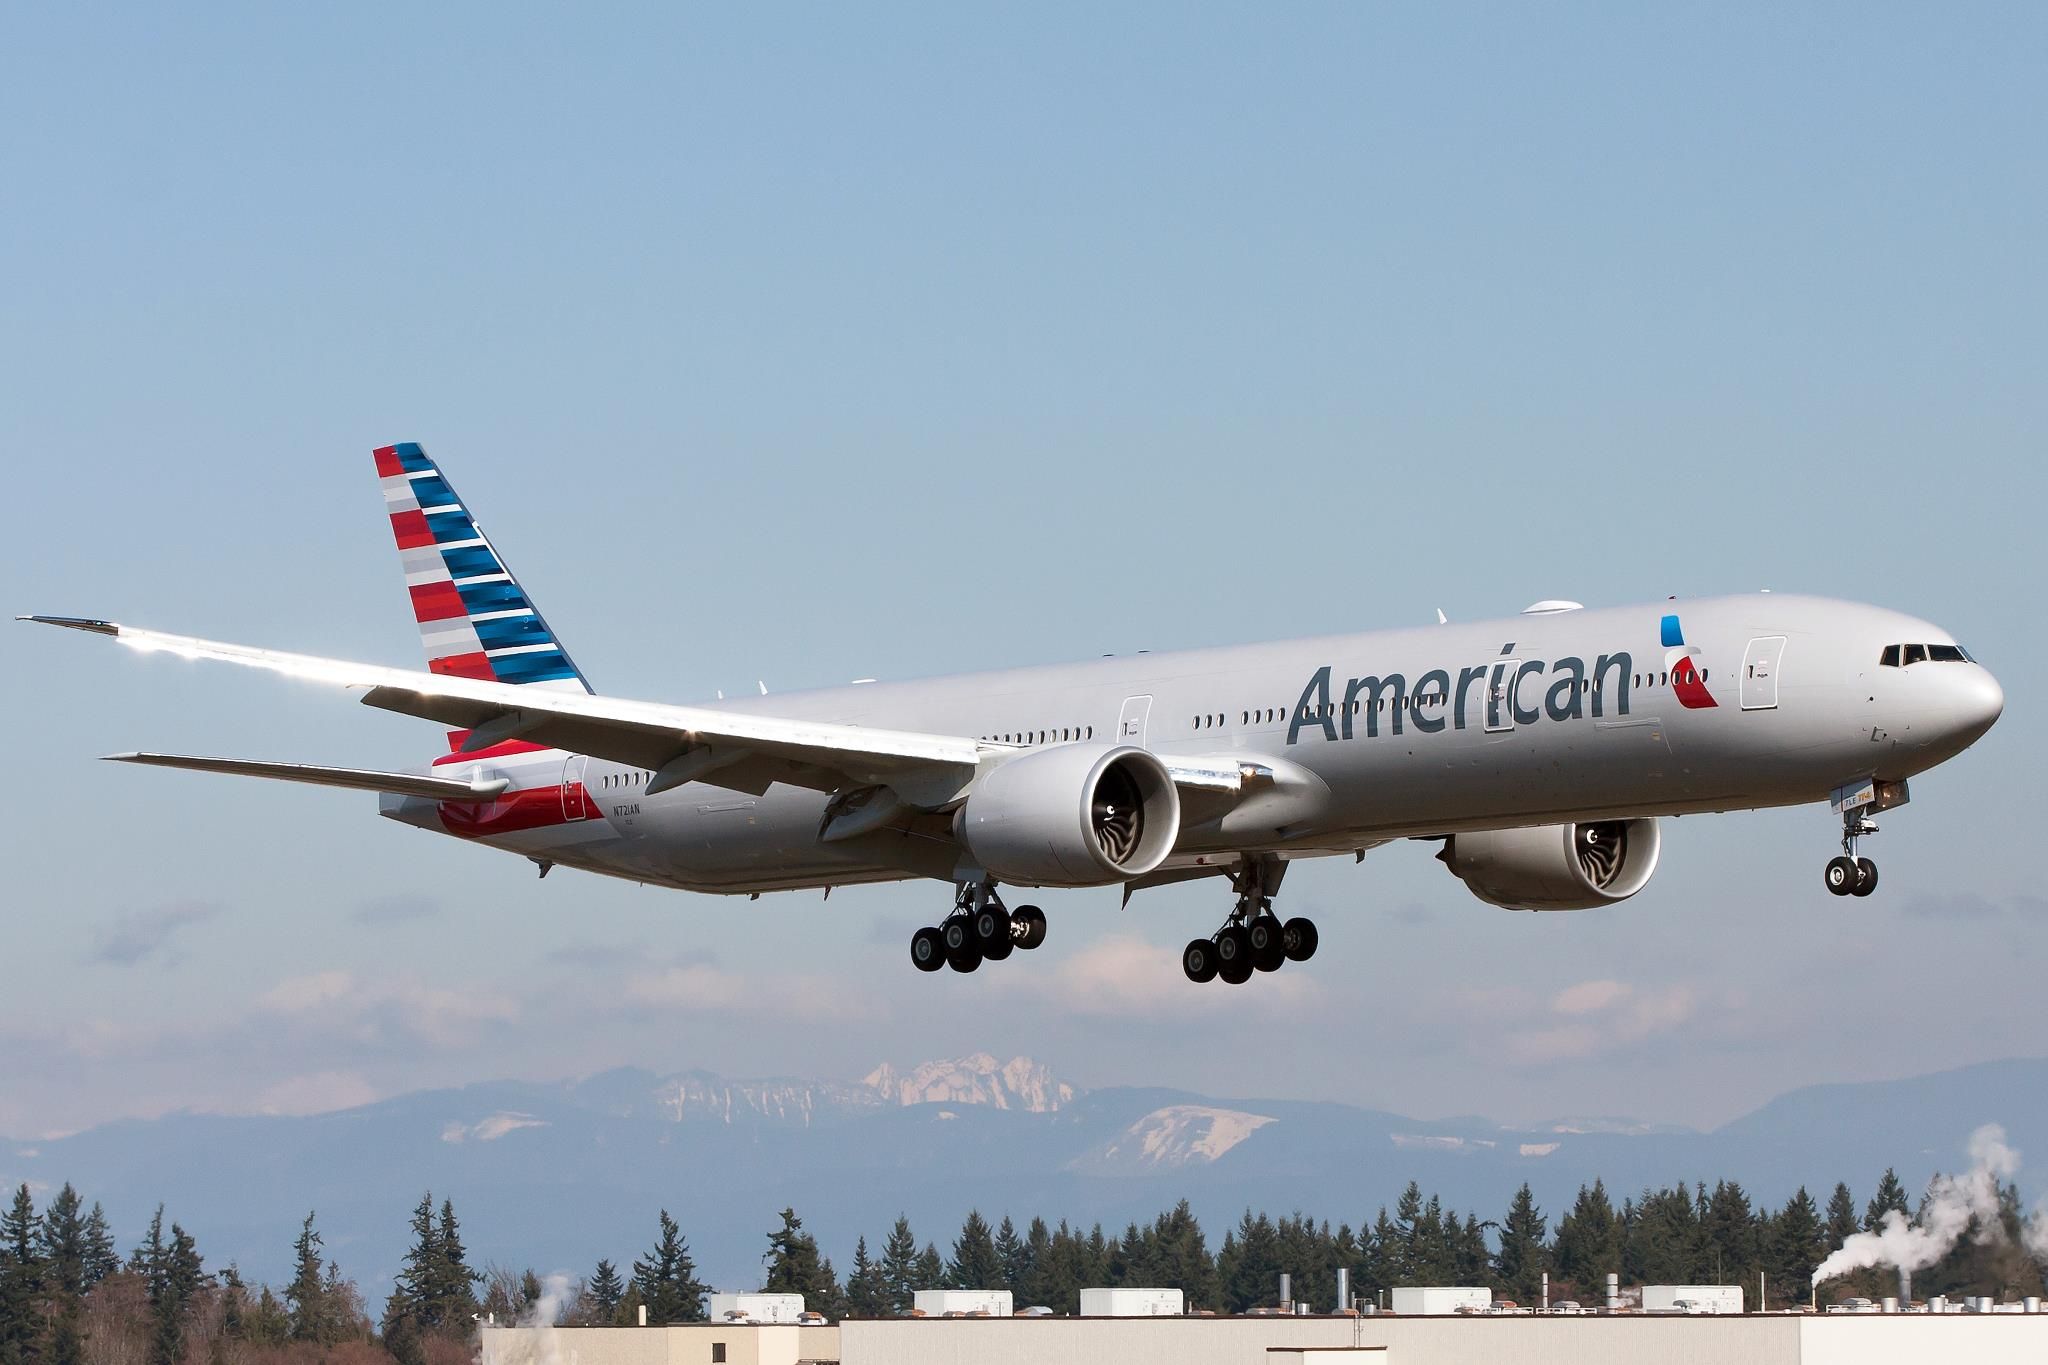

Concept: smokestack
[[1541, 1271, 1549, 1312], [1279, 1273, 1291, 1310], [636, 1305, 647, 1327], [1606, 1273, 1619, 1313], [1899, 1267, 1912, 1306], [1336, 1269, 1350, 1314]]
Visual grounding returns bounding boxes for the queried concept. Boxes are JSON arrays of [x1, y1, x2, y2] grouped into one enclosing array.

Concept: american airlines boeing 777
[[24, 444, 2004, 984]]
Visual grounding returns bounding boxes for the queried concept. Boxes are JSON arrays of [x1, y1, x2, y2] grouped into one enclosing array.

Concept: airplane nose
[[1947, 667, 2004, 742]]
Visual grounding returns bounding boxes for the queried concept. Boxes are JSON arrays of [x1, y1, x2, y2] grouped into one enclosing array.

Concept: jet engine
[[1439, 818, 1661, 911], [955, 744, 1181, 888]]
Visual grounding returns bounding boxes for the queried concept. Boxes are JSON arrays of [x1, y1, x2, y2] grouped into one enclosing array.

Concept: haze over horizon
[[5, 4, 2043, 1145]]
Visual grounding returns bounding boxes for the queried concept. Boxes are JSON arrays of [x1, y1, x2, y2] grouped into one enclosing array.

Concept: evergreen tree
[[1865, 1170, 1910, 1231], [1495, 1184, 1549, 1302], [38, 1185, 86, 1297], [1627, 1183, 1703, 1285], [1030, 1221, 1089, 1315], [286, 1212, 330, 1344], [632, 1211, 708, 1324], [1553, 1180, 1620, 1295], [613, 1283, 644, 1329], [1217, 1211, 1282, 1313], [843, 1238, 889, 1318], [80, 1204, 118, 1288], [1824, 1183, 1859, 1248], [945, 1211, 1002, 1290], [1767, 1188, 1826, 1308], [1014, 1218, 1055, 1312], [431, 1200, 479, 1326], [878, 1217, 920, 1314], [246, 1286, 292, 1346], [588, 1259, 625, 1320], [1701, 1180, 1760, 1303], [993, 1217, 1025, 1295], [1149, 1202, 1219, 1310], [385, 1193, 438, 1335], [1, 1185, 46, 1365], [762, 1208, 840, 1313], [913, 1244, 944, 1295]]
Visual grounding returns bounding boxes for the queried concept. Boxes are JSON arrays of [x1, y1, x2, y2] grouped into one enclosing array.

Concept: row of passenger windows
[[1194, 670, 1709, 729], [1880, 643, 1973, 667], [980, 725, 1095, 746], [600, 770, 648, 789]]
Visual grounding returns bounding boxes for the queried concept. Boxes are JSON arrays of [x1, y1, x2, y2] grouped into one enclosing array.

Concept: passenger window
[[1904, 645, 1927, 665]]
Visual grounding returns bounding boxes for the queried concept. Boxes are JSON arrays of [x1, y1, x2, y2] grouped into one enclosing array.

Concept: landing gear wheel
[[1215, 926, 1254, 985], [946, 941, 982, 973], [1247, 917, 1286, 972], [973, 905, 1014, 960], [1823, 856, 1858, 896], [1013, 905, 1047, 950], [1281, 917, 1319, 963], [1182, 938, 1219, 984], [1852, 857, 1879, 897], [910, 926, 946, 973]]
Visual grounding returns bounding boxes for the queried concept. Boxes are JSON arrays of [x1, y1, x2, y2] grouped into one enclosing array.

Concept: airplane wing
[[23, 616, 986, 805], [105, 752, 511, 802]]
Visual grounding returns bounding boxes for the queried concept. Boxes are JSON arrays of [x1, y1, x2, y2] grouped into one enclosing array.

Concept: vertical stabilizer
[[372, 443, 593, 694]]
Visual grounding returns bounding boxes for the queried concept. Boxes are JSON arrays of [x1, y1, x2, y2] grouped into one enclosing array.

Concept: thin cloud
[[995, 934, 1325, 1021], [350, 894, 440, 926], [90, 902, 220, 966]]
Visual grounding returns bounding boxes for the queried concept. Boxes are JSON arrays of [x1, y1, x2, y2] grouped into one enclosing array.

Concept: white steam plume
[[1812, 1124, 2021, 1287], [487, 1274, 578, 1365]]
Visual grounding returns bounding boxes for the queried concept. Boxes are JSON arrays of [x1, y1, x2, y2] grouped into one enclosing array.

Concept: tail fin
[[373, 442, 593, 694]]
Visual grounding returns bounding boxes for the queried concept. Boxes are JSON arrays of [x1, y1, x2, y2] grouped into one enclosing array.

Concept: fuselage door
[[561, 753, 591, 820], [1484, 660, 1520, 733], [1117, 694, 1154, 748], [1741, 637, 1788, 711]]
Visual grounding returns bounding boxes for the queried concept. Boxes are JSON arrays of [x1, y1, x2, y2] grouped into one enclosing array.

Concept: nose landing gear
[[910, 883, 1046, 974], [1184, 857, 1318, 985], [1824, 812, 1881, 898]]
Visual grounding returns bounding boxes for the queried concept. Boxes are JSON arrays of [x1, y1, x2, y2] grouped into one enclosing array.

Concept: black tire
[[1282, 916, 1319, 963], [973, 905, 1014, 949], [1182, 938, 1219, 984], [942, 918, 974, 954], [1823, 856, 1857, 896], [982, 933, 1014, 962], [1215, 925, 1253, 984], [1014, 905, 1047, 950], [910, 926, 946, 973], [947, 940, 983, 973], [1247, 917, 1285, 972], [1852, 857, 1879, 897]]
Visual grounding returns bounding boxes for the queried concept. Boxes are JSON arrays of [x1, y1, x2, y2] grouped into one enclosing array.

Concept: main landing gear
[[1824, 808, 1880, 898], [911, 882, 1047, 974], [1183, 857, 1318, 986]]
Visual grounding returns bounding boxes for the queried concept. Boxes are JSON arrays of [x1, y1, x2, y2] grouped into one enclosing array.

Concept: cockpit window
[[1883, 643, 1976, 667]]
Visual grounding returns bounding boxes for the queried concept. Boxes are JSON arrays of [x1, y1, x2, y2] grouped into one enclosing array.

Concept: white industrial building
[[482, 1311, 2048, 1365]]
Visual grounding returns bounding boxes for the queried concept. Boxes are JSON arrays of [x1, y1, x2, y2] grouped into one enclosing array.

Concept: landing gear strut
[[911, 882, 1045, 974], [1824, 811, 1880, 898], [1184, 857, 1318, 985]]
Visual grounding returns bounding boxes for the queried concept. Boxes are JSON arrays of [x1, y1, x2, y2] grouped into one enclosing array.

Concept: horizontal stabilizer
[[104, 752, 510, 802]]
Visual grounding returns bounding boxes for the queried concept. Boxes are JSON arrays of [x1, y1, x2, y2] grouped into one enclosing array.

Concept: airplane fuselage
[[383, 593, 2002, 897]]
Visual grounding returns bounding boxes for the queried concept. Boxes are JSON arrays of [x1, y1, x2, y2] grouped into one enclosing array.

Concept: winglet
[[18, 615, 120, 636]]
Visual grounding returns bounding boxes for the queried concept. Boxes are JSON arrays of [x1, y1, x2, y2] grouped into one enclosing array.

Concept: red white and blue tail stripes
[[374, 443, 592, 694]]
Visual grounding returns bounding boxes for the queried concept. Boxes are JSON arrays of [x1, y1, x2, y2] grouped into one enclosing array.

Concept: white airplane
[[24, 444, 2004, 984]]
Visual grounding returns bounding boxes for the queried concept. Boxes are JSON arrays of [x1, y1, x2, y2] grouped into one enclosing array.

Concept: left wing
[[23, 616, 984, 806]]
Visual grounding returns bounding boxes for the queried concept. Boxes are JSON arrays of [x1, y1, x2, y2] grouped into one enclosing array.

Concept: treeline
[[5, 1167, 2046, 1365]]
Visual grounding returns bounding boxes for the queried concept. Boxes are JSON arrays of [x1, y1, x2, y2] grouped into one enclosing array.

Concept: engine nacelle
[[955, 744, 1181, 888], [1441, 818, 1661, 911]]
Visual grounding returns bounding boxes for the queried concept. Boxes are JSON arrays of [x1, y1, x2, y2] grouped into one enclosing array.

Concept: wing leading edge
[[105, 752, 510, 802]]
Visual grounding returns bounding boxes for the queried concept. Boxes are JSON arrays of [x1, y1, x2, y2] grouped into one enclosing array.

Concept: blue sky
[[3, 3, 2043, 1140]]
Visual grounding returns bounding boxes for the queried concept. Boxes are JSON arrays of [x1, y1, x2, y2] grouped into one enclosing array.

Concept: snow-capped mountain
[[863, 1053, 1075, 1112]]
